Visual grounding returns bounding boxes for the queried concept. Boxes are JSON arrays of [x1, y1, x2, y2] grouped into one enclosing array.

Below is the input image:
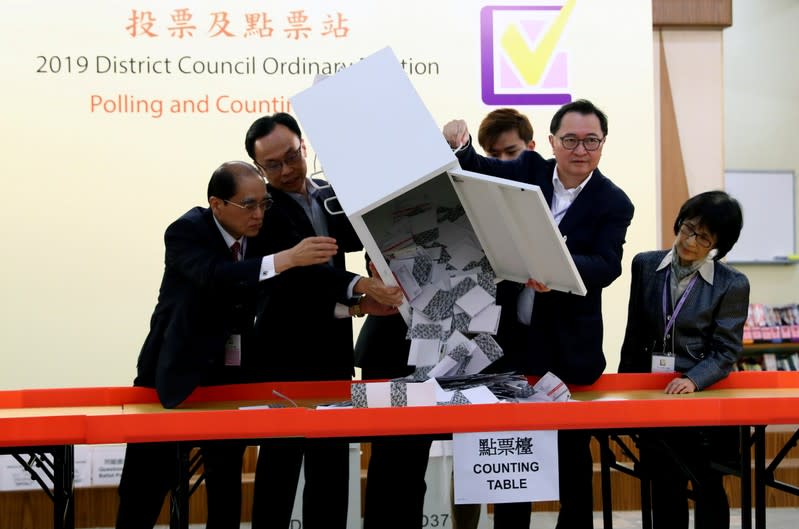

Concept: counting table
[[2, 372, 799, 529]]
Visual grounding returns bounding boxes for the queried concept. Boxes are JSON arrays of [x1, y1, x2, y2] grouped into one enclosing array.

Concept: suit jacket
[[134, 207, 264, 408], [457, 147, 635, 384], [353, 256, 413, 379], [618, 250, 750, 389], [252, 179, 363, 381]]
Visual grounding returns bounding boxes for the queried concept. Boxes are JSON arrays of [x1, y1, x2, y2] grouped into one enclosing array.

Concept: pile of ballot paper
[[344, 372, 571, 409], [376, 201, 504, 381]]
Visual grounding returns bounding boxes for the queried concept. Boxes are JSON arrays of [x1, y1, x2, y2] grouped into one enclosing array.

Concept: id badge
[[224, 334, 242, 367], [651, 353, 675, 373]]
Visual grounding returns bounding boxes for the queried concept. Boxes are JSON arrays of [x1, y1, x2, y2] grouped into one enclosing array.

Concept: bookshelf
[[740, 342, 799, 371], [743, 343, 799, 355]]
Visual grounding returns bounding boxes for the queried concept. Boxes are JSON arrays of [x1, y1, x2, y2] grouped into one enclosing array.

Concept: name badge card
[[224, 334, 242, 366], [452, 430, 559, 504], [651, 353, 675, 373]]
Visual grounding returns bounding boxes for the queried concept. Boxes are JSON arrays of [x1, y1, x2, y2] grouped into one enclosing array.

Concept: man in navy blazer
[[117, 161, 344, 529], [444, 99, 634, 529], [244, 113, 402, 529]]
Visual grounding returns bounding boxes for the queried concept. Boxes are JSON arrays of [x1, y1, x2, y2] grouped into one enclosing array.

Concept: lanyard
[[661, 268, 699, 341]]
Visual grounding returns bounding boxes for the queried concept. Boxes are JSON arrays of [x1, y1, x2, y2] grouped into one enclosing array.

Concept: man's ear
[[208, 196, 223, 213], [527, 140, 536, 151]]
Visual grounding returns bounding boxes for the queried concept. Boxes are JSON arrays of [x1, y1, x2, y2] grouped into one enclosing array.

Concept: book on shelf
[[781, 356, 795, 371], [763, 353, 778, 371], [743, 302, 799, 345]]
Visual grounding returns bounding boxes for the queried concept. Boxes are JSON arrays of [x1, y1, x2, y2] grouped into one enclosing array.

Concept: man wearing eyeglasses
[[116, 161, 357, 529], [243, 113, 403, 529], [443, 99, 634, 529]]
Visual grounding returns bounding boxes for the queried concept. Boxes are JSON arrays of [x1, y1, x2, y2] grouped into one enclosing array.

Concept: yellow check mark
[[500, 0, 576, 85]]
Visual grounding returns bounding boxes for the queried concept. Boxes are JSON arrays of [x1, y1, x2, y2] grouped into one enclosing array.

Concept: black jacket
[[135, 207, 263, 408]]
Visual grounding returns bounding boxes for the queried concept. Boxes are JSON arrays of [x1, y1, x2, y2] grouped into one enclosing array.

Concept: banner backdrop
[[0, 0, 655, 388]]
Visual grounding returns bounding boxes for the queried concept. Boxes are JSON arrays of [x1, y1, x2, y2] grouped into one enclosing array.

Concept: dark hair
[[207, 161, 261, 200], [549, 99, 608, 137], [477, 108, 534, 152], [244, 113, 302, 160], [673, 190, 743, 260]]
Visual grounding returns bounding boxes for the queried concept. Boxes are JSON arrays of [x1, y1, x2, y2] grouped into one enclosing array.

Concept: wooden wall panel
[[658, 31, 690, 249], [653, 0, 732, 28]]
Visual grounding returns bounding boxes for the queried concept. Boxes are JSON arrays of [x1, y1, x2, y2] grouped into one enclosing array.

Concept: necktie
[[230, 241, 241, 262]]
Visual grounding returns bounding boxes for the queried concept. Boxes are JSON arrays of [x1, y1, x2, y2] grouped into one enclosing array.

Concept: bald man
[[117, 161, 347, 529]]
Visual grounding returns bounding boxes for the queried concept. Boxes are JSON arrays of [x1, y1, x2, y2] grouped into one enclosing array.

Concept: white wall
[[723, 0, 799, 304], [0, 0, 655, 389]]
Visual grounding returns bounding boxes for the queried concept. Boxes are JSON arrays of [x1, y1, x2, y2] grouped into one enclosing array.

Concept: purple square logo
[[481, 2, 575, 106]]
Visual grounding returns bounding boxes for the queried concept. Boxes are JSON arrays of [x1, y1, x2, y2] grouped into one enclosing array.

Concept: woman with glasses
[[619, 190, 749, 529]]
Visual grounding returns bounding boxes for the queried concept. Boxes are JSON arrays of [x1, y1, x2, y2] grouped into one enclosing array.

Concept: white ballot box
[[291, 47, 585, 327]]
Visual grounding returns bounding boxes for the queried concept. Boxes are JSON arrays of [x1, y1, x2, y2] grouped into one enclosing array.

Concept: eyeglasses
[[223, 197, 273, 212], [679, 223, 714, 249], [558, 136, 604, 151], [258, 146, 303, 176]]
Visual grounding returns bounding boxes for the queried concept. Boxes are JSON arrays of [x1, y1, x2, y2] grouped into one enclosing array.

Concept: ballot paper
[[389, 258, 423, 300], [341, 372, 544, 409], [408, 338, 442, 367], [468, 304, 502, 334], [532, 372, 571, 402], [455, 284, 495, 318], [452, 308, 471, 334], [460, 385, 501, 405], [350, 379, 437, 408], [371, 198, 506, 379]]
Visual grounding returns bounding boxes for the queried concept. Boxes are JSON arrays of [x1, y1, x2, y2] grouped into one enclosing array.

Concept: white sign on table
[[452, 430, 559, 504]]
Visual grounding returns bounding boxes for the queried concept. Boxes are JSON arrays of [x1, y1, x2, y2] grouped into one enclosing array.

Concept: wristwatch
[[351, 299, 365, 318]]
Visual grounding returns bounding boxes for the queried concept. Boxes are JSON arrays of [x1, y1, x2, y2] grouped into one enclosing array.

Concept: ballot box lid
[[448, 168, 587, 296], [291, 47, 457, 217]]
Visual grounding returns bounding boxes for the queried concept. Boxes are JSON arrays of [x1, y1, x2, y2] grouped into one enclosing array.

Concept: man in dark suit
[[444, 99, 635, 529], [356, 255, 433, 529], [116, 161, 343, 529], [244, 113, 402, 529]]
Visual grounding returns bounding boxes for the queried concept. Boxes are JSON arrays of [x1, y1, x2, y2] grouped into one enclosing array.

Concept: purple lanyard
[[661, 268, 699, 340]]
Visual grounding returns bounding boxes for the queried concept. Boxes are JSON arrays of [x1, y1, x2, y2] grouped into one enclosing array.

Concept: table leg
[[739, 426, 752, 529], [53, 445, 75, 529], [753, 426, 766, 529], [170, 443, 190, 529], [596, 433, 614, 529]]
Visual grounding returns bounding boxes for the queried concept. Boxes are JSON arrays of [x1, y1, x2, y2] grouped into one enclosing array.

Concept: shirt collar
[[656, 249, 715, 285], [212, 214, 243, 249], [288, 178, 318, 202], [552, 167, 593, 195]]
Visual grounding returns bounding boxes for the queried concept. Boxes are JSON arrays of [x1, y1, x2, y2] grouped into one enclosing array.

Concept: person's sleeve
[[346, 275, 362, 300], [256, 264, 357, 325], [334, 303, 351, 319], [570, 188, 635, 288], [455, 136, 543, 182], [164, 216, 261, 289], [618, 254, 646, 373], [258, 254, 277, 281], [301, 265, 358, 304], [684, 272, 751, 390]]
